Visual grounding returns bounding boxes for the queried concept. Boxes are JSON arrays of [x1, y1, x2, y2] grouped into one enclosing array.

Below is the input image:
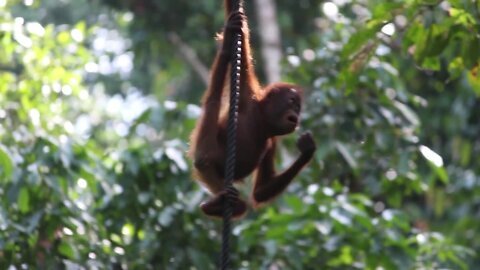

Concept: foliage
[[1, 0, 479, 269]]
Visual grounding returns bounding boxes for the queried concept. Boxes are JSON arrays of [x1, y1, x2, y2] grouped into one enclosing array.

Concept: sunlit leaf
[[432, 166, 449, 184], [79, 168, 98, 194], [158, 206, 175, 227], [165, 147, 188, 172], [0, 207, 8, 230], [419, 145, 443, 168], [18, 188, 30, 213], [121, 223, 134, 237], [0, 144, 13, 181], [57, 31, 71, 44], [330, 208, 352, 226], [449, 8, 476, 27], [58, 242, 75, 258], [448, 57, 464, 79], [335, 142, 358, 169], [393, 101, 419, 126], [421, 57, 440, 71]]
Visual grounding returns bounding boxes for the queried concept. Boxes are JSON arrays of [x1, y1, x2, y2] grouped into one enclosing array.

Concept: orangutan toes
[[200, 190, 247, 219]]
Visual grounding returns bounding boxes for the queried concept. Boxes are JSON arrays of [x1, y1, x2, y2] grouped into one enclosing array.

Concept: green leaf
[[432, 165, 449, 184], [158, 206, 175, 226], [129, 108, 152, 135], [393, 101, 419, 126], [417, 0, 440, 5], [284, 195, 304, 212], [187, 248, 212, 268], [0, 207, 8, 230], [414, 24, 449, 66], [448, 57, 464, 79], [341, 22, 382, 61], [330, 208, 352, 226], [58, 242, 74, 258], [468, 66, 480, 96], [372, 2, 403, 19], [79, 168, 98, 194], [459, 139, 472, 166], [463, 37, 480, 68], [0, 144, 13, 181], [335, 142, 358, 169], [165, 147, 188, 171], [450, 8, 476, 27], [57, 31, 71, 45], [18, 188, 30, 213], [26, 211, 43, 233], [121, 223, 135, 237], [421, 57, 440, 71]]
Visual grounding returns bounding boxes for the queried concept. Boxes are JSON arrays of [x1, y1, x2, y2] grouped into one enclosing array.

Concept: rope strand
[[221, 0, 243, 269]]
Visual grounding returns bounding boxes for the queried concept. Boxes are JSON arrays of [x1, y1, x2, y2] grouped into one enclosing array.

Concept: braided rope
[[221, 0, 243, 269]]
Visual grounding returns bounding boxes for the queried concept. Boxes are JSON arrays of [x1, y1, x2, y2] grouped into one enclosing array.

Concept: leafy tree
[[1, 0, 479, 269]]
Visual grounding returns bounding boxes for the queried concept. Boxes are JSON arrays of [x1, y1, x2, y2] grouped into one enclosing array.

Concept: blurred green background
[[1, 0, 479, 269]]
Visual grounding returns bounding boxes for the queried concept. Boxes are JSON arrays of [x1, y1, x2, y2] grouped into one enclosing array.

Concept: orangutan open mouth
[[287, 115, 298, 124]]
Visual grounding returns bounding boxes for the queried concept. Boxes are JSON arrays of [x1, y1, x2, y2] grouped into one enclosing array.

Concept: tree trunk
[[254, 0, 282, 84]]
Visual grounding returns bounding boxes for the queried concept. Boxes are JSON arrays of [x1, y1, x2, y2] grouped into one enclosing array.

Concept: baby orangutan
[[189, 1, 316, 218]]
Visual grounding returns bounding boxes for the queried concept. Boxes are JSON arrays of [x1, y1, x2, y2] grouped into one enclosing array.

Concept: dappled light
[[419, 145, 444, 167], [381, 23, 395, 36], [322, 2, 339, 19]]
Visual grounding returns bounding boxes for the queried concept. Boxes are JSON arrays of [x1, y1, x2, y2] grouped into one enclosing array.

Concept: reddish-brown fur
[[189, 1, 316, 218]]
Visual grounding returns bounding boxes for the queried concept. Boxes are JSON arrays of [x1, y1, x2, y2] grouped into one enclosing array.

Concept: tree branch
[[0, 64, 23, 75], [167, 32, 209, 86]]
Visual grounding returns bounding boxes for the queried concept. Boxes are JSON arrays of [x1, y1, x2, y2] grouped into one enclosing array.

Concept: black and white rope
[[221, 0, 243, 269]]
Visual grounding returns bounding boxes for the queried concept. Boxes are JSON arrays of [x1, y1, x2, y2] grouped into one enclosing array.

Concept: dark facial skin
[[263, 87, 302, 136]]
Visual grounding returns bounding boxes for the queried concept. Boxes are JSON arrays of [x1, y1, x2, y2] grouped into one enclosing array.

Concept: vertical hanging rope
[[221, 0, 243, 269]]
